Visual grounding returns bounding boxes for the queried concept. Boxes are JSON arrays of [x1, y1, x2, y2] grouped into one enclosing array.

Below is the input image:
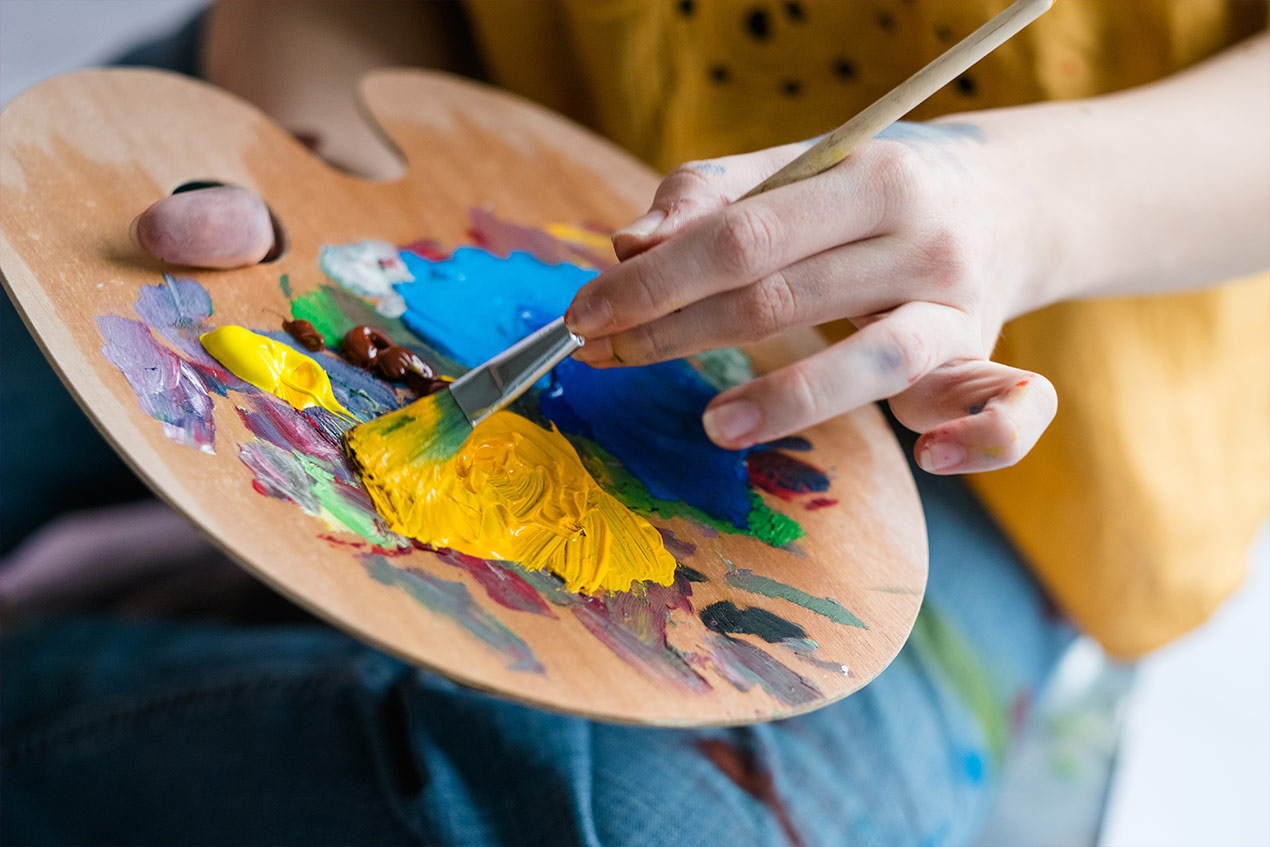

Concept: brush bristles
[[344, 388, 472, 473]]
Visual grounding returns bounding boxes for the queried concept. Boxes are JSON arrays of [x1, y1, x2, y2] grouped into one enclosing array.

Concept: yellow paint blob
[[346, 405, 676, 595], [200, 325, 357, 422]]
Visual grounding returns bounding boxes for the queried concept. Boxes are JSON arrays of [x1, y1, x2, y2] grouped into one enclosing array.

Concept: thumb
[[613, 141, 810, 261]]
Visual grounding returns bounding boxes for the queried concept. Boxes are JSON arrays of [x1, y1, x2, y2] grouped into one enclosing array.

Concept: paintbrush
[[344, 317, 582, 465], [344, 0, 1051, 468]]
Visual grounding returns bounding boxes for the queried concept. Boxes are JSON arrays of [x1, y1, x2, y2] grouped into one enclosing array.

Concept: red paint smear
[[424, 544, 554, 617], [400, 239, 448, 261], [697, 739, 804, 847], [804, 497, 838, 511], [1014, 380, 1030, 389], [746, 451, 830, 501], [317, 534, 365, 548], [251, 480, 269, 497]]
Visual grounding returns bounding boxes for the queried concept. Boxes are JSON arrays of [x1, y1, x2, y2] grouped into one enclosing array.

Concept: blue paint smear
[[543, 358, 755, 528], [392, 247, 761, 531]]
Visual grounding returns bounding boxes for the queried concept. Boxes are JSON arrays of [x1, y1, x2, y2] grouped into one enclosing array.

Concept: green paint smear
[[288, 285, 411, 351], [575, 437, 802, 546], [279, 273, 292, 299], [906, 605, 1009, 767], [297, 453, 400, 546], [725, 567, 867, 629], [689, 348, 755, 391]]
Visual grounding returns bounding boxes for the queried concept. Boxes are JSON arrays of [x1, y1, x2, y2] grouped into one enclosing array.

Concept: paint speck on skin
[[688, 161, 728, 176], [363, 554, 544, 673], [804, 497, 838, 511]]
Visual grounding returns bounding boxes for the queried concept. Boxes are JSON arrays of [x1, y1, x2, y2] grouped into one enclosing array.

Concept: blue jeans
[[1, 436, 1072, 846]]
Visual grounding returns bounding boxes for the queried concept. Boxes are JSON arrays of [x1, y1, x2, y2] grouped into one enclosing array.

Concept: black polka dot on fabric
[[709, 64, 732, 84], [746, 7, 772, 40], [784, 2, 805, 22], [833, 57, 856, 80], [875, 10, 896, 31], [955, 74, 977, 96], [678, 0, 695, 17], [781, 79, 803, 96], [934, 23, 954, 42]]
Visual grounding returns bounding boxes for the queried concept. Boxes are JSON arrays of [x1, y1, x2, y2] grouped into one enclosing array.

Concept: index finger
[[564, 152, 894, 339]]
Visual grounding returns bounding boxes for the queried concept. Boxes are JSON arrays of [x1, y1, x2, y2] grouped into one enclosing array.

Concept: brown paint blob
[[342, 325, 394, 368], [376, 346, 433, 381], [282, 318, 325, 352]]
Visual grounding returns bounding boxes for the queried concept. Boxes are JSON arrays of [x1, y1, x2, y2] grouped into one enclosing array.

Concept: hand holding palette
[[0, 69, 926, 725]]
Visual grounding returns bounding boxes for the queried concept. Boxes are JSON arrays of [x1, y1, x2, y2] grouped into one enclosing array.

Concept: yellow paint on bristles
[[345, 403, 676, 595], [200, 325, 357, 422]]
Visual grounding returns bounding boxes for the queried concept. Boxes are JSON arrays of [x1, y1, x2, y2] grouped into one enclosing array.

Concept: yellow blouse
[[462, 0, 1269, 657]]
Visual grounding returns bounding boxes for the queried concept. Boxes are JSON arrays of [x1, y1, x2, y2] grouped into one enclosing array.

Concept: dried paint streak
[[426, 545, 555, 618], [726, 568, 867, 629], [363, 555, 543, 673], [470, 207, 615, 270], [689, 348, 755, 392], [239, 438, 400, 546], [319, 239, 412, 318], [133, 274, 237, 391], [804, 498, 838, 511], [96, 315, 216, 453], [746, 450, 830, 501], [781, 638, 851, 676], [703, 633, 821, 707], [701, 601, 807, 643], [236, 393, 344, 469], [697, 738, 805, 847], [573, 598, 711, 693], [657, 528, 697, 561]]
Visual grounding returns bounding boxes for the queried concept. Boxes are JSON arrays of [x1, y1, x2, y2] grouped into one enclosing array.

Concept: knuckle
[[875, 320, 933, 384], [625, 262, 672, 316], [915, 226, 974, 289], [783, 363, 827, 424], [715, 206, 782, 277], [867, 142, 932, 221], [737, 272, 798, 339], [656, 164, 721, 210]]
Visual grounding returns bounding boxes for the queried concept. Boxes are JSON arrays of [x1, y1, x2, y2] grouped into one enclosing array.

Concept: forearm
[[960, 31, 1270, 317], [202, 1, 476, 178]]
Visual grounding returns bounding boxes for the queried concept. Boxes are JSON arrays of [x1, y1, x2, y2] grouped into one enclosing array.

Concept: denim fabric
[[1, 440, 1073, 846]]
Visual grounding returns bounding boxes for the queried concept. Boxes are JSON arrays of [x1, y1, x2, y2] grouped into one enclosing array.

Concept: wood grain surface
[[0, 68, 927, 726]]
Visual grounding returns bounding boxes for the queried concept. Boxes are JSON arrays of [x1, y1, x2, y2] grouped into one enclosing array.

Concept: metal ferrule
[[448, 317, 585, 427]]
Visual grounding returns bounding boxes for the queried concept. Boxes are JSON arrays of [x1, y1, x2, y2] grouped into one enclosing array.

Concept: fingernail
[[613, 209, 666, 240], [702, 400, 760, 445], [919, 441, 966, 473], [565, 296, 613, 336]]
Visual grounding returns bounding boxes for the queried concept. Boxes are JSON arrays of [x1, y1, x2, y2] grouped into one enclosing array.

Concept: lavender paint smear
[[428, 546, 556, 618], [703, 633, 822, 707], [96, 315, 216, 453], [363, 555, 544, 673]]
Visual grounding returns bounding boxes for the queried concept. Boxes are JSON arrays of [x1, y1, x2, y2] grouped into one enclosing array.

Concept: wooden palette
[[0, 68, 926, 726]]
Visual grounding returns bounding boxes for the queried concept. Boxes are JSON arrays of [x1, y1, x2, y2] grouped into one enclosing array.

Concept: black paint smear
[[698, 738, 806, 847], [746, 7, 772, 40], [677, 564, 709, 583], [702, 600, 807, 643], [757, 435, 813, 452]]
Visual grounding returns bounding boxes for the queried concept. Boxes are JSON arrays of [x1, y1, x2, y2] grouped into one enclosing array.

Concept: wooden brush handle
[[740, 0, 1053, 199]]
